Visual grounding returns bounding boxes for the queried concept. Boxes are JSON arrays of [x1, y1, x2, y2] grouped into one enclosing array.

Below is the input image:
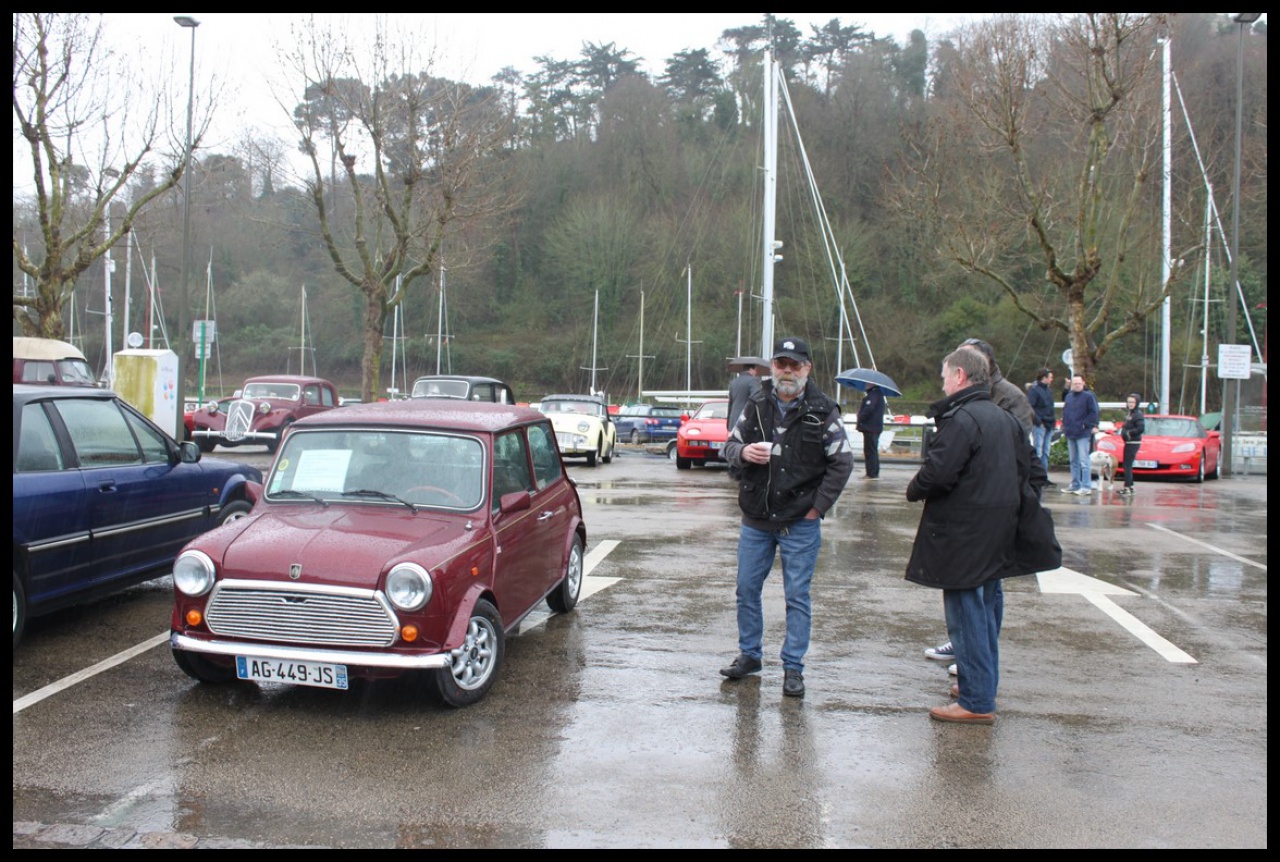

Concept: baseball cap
[[772, 337, 811, 364]]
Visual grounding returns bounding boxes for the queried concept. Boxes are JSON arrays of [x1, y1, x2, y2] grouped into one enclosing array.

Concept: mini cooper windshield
[[266, 428, 485, 510]]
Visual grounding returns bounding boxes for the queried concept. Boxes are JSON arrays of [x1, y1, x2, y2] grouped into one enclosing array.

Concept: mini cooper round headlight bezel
[[173, 550, 216, 597], [386, 563, 433, 612]]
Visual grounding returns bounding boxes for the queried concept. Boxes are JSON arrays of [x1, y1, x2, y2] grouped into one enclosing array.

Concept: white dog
[[1089, 449, 1118, 489]]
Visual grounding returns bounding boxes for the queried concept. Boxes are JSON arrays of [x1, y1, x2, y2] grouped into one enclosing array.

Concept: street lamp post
[[1223, 12, 1259, 477], [174, 15, 199, 438]]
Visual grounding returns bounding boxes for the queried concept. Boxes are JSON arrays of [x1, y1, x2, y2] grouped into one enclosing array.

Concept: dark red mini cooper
[[169, 400, 586, 707]]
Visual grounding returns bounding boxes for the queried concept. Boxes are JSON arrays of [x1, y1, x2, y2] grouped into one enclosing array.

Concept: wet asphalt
[[12, 445, 1268, 848]]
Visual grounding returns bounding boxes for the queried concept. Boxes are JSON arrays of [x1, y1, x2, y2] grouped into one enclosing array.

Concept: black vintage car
[[410, 375, 516, 404]]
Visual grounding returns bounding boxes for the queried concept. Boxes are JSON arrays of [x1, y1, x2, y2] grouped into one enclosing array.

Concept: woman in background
[[1118, 393, 1145, 495]]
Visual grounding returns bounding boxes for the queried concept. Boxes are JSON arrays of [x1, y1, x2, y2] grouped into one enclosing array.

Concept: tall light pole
[[174, 15, 199, 437], [1223, 13, 1259, 477]]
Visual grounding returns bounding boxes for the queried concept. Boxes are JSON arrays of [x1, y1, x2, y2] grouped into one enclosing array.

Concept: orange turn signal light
[[401, 624, 419, 642], [185, 608, 203, 627], [471, 566, 479, 576]]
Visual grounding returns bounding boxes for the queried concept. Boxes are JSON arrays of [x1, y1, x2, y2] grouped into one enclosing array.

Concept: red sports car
[[674, 398, 730, 469], [188, 375, 338, 454], [1095, 414, 1221, 483]]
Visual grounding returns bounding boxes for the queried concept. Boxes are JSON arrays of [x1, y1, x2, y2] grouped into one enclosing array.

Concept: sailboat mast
[[686, 265, 693, 394], [760, 47, 778, 357], [436, 266, 446, 375], [300, 285, 307, 376], [591, 289, 600, 396]]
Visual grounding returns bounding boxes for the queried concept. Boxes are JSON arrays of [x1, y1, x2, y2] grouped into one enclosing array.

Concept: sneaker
[[1074, 487, 1092, 496], [948, 663, 958, 676], [783, 668, 805, 697], [1060, 485, 1078, 494], [924, 640, 954, 661], [719, 653, 762, 679], [1118, 487, 1134, 495]]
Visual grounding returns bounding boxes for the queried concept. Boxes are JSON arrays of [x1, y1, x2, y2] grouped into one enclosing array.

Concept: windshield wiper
[[341, 489, 417, 512], [270, 489, 329, 506]]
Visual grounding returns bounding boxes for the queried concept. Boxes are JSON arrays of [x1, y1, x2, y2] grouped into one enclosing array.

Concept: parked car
[[168, 399, 586, 707], [13, 384, 263, 648], [541, 394, 617, 467], [410, 375, 515, 404], [614, 403, 683, 444], [188, 375, 338, 453], [674, 398, 730, 469], [12, 336, 97, 387], [1096, 414, 1221, 483]]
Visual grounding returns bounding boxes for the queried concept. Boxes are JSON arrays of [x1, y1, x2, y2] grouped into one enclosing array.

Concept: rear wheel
[[602, 435, 615, 464], [13, 572, 27, 650], [172, 648, 237, 684], [197, 437, 217, 454], [431, 599, 503, 708], [629, 429, 642, 444], [546, 536, 584, 613], [217, 500, 253, 527]]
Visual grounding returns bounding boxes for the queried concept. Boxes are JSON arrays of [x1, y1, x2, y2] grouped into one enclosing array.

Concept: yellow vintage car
[[540, 394, 617, 467]]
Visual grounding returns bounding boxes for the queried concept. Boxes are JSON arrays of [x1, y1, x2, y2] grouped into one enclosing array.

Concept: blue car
[[614, 404, 683, 444], [13, 384, 263, 647]]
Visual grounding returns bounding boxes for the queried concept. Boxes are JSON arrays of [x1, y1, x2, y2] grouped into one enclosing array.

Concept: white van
[[12, 337, 98, 386]]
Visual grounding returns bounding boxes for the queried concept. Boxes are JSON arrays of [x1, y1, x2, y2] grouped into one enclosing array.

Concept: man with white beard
[[720, 337, 853, 698]]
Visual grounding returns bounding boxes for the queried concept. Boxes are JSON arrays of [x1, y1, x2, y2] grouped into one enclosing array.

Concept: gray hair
[[944, 346, 991, 388]]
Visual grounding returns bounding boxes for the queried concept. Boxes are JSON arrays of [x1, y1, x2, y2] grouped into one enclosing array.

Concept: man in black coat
[[905, 346, 1031, 724], [855, 383, 886, 479]]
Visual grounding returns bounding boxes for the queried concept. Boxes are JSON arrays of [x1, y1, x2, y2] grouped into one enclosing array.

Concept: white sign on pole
[[1217, 344, 1251, 380], [192, 320, 217, 342], [1061, 348, 1073, 370]]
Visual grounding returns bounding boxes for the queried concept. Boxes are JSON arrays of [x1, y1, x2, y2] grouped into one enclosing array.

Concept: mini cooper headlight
[[386, 563, 433, 612], [173, 550, 216, 597]]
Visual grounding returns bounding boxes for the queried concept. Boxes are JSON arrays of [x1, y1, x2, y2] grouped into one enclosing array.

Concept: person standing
[[727, 361, 767, 432], [1117, 393, 1145, 495], [1027, 368, 1057, 481], [905, 346, 1029, 724], [855, 383, 886, 479], [720, 337, 854, 698], [1060, 375, 1100, 496]]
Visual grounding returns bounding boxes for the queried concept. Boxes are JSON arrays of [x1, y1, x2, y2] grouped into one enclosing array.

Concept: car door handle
[[538, 510, 555, 521], [98, 482, 118, 493]]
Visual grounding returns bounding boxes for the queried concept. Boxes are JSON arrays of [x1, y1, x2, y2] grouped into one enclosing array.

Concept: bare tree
[[12, 13, 202, 338], [900, 13, 1196, 385], [285, 17, 516, 403]]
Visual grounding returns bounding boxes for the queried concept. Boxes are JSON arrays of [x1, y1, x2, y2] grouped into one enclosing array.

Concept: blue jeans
[[1067, 435, 1092, 490], [1031, 425, 1053, 472], [735, 518, 822, 673], [944, 581, 1000, 714]]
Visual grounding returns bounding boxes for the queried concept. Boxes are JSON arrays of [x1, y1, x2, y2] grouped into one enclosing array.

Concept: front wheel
[[172, 648, 238, 684], [217, 500, 253, 527], [431, 599, 504, 708], [547, 536, 584, 613], [1195, 457, 1205, 483], [585, 447, 598, 468], [197, 437, 217, 454], [266, 420, 294, 455], [602, 436, 615, 464], [667, 442, 678, 461], [629, 429, 642, 445], [13, 572, 27, 650], [676, 455, 692, 470]]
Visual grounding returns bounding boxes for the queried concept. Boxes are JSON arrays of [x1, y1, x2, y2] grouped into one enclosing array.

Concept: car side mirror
[[179, 440, 201, 463], [498, 490, 531, 515]]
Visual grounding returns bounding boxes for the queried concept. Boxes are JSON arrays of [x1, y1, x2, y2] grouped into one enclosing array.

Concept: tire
[[197, 437, 217, 454], [667, 442, 678, 461], [217, 500, 253, 527], [602, 436, 614, 464], [431, 598, 503, 708], [1194, 456, 1205, 483], [629, 429, 642, 445], [676, 456, 692, 470], [13, 572, 27, 650], [266, 419, 294, 455], [585, 447, 598, 467], [546, 536, 584, 614], [172, 648, 238, 684]]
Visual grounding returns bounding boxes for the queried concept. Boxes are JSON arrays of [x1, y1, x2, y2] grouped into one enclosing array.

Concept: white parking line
[[13, 632, 169, 715], [17, 541, 628, 711], [1146, 523, 1267, 571]]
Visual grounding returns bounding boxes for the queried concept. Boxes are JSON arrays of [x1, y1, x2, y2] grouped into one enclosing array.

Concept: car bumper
[[170, 632, 450, 670]]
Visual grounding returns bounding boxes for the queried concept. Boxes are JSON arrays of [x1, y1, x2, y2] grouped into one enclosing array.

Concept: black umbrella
[[836, 367, 903, 398], [727, 356, 770, 373]]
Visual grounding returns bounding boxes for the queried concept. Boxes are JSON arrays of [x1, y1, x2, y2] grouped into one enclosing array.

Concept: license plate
[[236, 655, 349, 690], [1133, 460, 1157, 469]]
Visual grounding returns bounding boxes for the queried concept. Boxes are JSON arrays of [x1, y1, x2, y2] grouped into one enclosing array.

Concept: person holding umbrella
[[855, 382, 886, 479]]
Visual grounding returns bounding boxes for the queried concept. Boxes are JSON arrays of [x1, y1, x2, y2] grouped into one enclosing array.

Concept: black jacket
[[1120, 407, 1145, 444], [725, 379, 853, 528], [1027, 381, 1056, 429], [904, 385, 1026, 589], [855, 386, 886, 434]]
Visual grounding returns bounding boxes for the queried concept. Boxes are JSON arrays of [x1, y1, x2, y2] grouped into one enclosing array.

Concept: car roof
[[412, 375, 507, 384], [292, 398, 545, 434], [543, 393, 605, 402], [243, 375, 333, 385], [14, 383, 115, 407], [12, 336, 87, 361]]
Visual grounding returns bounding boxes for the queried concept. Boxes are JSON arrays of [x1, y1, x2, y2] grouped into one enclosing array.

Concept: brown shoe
[[950, 684, 959, 698], [929, 702, 995, 724]]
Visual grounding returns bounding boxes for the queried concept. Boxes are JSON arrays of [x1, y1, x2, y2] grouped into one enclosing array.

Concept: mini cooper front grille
[[204, 584, 399, 647]]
